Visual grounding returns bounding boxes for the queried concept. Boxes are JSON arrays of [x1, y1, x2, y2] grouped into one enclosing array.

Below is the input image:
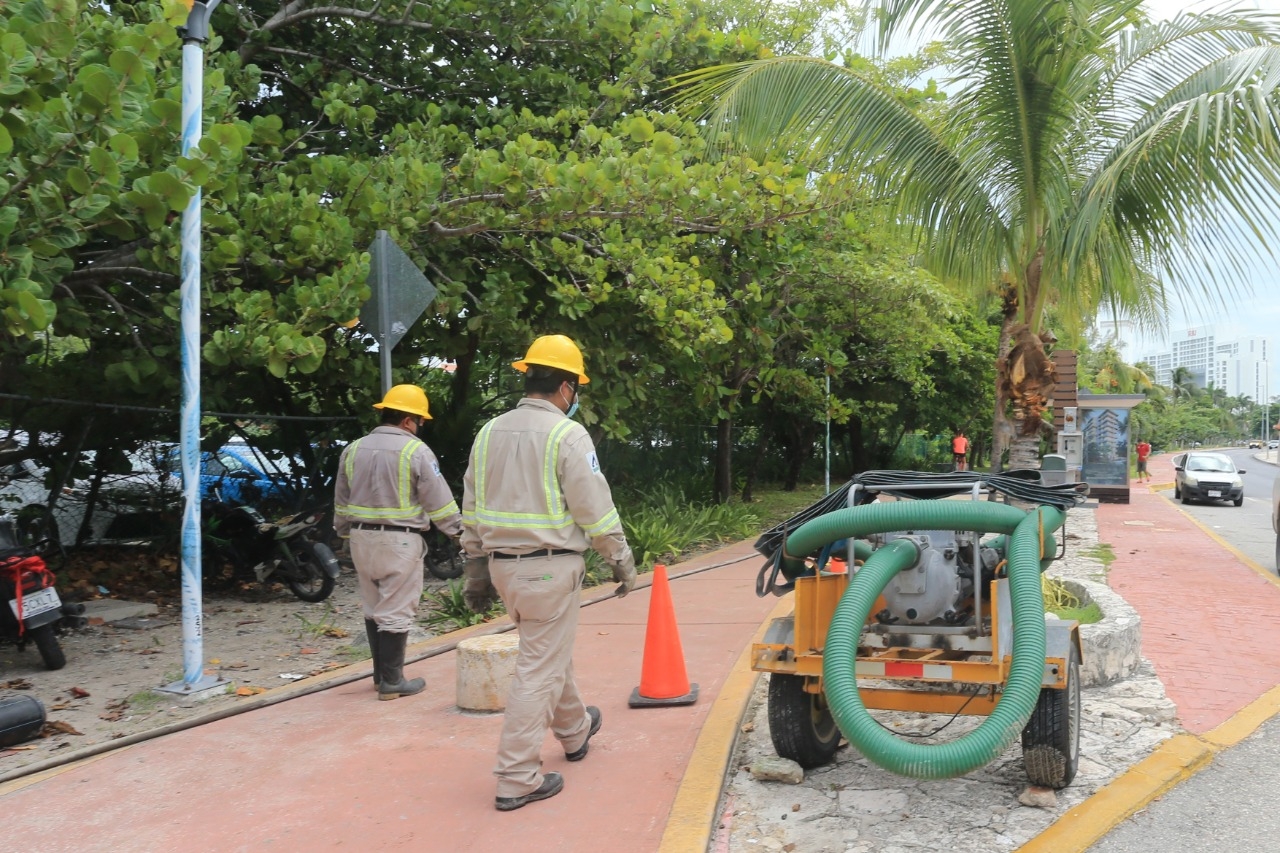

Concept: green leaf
[[16, 291, 49, 330], [0, 124, 10, 155], [67, 167, 91, 194], [266, 353, 288, 378], [108, 133, 139, 162], [150, 98, 181, 124], [109, 49, 146, 84]]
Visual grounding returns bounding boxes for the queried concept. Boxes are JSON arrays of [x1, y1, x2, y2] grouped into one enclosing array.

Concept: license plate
[[9, 586, 61, 620], [1207, 490, 1222, 498]]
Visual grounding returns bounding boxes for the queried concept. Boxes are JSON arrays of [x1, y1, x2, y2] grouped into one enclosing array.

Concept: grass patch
[[294, 603, 348, 639], [1053, 602, 1103, 624], [1042, 576, 1103, 624], [421, 580, 502, 633], [747, 483, 829, 529], [128, 690, 165, 711], [1079, 543, 1116, 569]]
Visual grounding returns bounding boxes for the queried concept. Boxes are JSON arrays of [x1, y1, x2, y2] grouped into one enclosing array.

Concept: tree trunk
[[991, 289, 1019, 473], [713, 415, 733, 504]]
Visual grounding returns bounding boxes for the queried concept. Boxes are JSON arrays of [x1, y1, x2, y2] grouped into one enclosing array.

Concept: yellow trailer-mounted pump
[[752, 471, 1089, 788]]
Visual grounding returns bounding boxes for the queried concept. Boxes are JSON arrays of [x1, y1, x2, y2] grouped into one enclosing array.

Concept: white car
[[0, 454, 173, 548], [1172, 452, 1246, 507]]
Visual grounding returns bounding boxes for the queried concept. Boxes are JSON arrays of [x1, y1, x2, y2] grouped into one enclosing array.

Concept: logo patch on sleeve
[[431, 460, 442, 477], [587, 451, 600, 474]]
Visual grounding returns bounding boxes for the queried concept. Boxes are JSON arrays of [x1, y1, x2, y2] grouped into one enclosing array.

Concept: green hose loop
[[800, 503, 1064, 779]]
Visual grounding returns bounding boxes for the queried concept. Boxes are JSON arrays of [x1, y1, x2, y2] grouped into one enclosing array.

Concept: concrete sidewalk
[[0, 540, 779, 852]]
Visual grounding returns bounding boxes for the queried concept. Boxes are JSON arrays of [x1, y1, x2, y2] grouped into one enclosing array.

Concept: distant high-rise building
[[1140, 326, 1272, 401]]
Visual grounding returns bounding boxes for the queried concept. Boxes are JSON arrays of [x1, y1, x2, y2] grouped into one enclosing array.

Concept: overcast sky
[[1127, 0, 1280, 352]]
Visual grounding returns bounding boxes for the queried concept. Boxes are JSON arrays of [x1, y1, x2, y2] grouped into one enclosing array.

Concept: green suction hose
[[781, 501, 1064, 779]]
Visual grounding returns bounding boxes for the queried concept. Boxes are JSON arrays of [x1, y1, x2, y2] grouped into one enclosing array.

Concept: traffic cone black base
[[628, 683, 699, 708]]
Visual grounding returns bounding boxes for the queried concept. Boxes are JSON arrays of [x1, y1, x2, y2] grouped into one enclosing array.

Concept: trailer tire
[[767, 674, 841, 769], [1022, 643, 1080, 789]]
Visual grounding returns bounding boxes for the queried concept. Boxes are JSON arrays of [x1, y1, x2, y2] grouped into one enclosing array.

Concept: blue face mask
[[562, 385, 580, 419]]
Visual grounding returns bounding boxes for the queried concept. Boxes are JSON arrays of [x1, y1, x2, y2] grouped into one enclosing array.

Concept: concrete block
[[81, 599, 159, 625], [456, 634, 520, 712]]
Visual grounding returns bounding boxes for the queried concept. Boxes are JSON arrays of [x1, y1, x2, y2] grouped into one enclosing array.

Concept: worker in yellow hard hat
[[334, 384, 462, 700], [459, 334, 636, 811]]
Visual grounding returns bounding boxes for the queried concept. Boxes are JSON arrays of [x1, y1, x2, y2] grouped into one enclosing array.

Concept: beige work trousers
[[489, 552, 592, 798], [349, 528, 426, 633]]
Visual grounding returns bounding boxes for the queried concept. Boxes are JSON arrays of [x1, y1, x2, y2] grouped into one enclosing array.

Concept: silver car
[[1172, 451, 1246, 507]]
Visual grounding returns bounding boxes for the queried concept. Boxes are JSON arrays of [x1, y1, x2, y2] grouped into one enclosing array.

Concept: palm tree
[[673, 0, 1280, 469], [1169, 365, 1200, 401]]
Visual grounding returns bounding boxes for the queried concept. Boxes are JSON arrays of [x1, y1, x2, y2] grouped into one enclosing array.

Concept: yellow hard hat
[[373, 384, 432, 419], [512, 334, 590, 384]]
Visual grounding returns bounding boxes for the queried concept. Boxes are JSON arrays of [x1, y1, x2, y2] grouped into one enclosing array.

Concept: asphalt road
[[1161, 447, 1278, 573], [1088, 448, 1280, 853]]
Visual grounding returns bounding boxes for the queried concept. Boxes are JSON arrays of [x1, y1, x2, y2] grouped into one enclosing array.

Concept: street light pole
[[161, 0, 224, 696]]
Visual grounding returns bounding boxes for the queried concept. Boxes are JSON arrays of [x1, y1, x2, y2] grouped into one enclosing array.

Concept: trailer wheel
[[767, 674, 841, 768], [1022, 643, 1080, 789]]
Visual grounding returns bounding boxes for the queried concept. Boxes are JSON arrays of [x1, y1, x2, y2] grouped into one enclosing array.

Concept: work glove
[[462, 556, 497, 613], [464, 556, 490, 582], [610, 549, 637, 599], [463, 577, 498, 614]]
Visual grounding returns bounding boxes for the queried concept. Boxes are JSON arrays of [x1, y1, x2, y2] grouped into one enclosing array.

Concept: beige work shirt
[[461, 398, 629, 563], [334, 425, 462, 538]]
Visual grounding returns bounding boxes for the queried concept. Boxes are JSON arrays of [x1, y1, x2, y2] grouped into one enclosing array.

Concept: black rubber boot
[[365, 619, 382, 690], [377, 631, 425, 700]]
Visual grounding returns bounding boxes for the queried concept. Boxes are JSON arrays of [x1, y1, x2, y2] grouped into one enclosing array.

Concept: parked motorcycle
[[203, 502, 341, 602], [423, 527, 465, 580], [0, 515, 84, 670]]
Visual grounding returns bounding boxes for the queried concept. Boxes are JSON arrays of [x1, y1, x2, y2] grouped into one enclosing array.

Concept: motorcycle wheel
[[30, 623, 67, 670], [286, 540, 338, 603], [424, 532, 465, 580]]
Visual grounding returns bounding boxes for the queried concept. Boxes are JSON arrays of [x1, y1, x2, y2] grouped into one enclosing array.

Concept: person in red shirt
[[1135, 439, 1151, 482], [952, 431, 969, 471]]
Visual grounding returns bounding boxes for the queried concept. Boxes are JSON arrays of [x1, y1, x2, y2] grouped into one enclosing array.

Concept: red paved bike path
[[0, 540, 778, 853], [1104, 452, 1280, 733]]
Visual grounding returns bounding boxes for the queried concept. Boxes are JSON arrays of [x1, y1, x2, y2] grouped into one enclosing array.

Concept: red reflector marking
[[885, 662, 924, 677]]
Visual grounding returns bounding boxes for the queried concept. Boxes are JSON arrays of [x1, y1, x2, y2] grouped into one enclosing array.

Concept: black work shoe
[[495, 772, 564, 811], [565, 706, 602, 762]]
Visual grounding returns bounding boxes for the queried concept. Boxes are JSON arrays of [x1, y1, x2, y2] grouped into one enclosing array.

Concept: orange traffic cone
[[629, 564, 699, 708]]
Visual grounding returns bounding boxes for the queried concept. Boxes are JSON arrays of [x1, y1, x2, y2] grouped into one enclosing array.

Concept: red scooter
[[0, 516, 82, 670]]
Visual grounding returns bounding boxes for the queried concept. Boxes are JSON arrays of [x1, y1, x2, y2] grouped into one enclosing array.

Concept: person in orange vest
[[952, 431, 969, 471]]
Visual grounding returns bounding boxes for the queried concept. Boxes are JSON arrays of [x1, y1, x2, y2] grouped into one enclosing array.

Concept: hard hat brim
[[512, 359, 590, 385]]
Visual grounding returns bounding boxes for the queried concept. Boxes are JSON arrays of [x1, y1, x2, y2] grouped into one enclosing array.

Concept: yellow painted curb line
[[1154, 489, 1280, 589], [1018, 656, 1280, 851], [660, 595, 794, 853]]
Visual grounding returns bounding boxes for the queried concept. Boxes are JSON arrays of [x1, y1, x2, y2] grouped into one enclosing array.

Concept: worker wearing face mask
[[460, 334, 636, 811], [334, 384, 462, 700]]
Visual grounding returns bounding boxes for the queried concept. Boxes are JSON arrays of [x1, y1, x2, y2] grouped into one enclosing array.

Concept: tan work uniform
[[462, 398, 631, 799], [335, 426, 462, 633]]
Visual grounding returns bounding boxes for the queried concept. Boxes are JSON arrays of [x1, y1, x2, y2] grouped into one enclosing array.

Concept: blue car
[[160, 445, 299, 507]]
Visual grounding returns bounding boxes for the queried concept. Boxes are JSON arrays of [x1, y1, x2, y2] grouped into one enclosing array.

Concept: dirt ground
[[1, 550, 455, 777]]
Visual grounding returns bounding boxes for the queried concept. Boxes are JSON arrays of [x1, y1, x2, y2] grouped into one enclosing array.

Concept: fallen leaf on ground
[[99, 711, 125, 722], [208, 658, 221, 665], [299, 648, 318, 655], [235, 686, 266, 696], [322, 627, 349, 638], [70, 687, 91, 699], [138, 648, 162, 655], [41, 721, 83, 737], [1, 679, 33, 690]]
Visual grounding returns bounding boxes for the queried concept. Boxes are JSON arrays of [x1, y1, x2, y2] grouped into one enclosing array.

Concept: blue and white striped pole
[[163, 0, 223, 695]]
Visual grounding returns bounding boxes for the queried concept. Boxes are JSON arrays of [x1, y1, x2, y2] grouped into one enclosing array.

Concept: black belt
[[352, 523, 422, 534], [491, 549, 579, 560]]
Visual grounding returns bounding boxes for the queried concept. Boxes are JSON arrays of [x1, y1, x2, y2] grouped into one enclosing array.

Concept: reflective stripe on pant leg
[[490, 552, 581, 798]]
